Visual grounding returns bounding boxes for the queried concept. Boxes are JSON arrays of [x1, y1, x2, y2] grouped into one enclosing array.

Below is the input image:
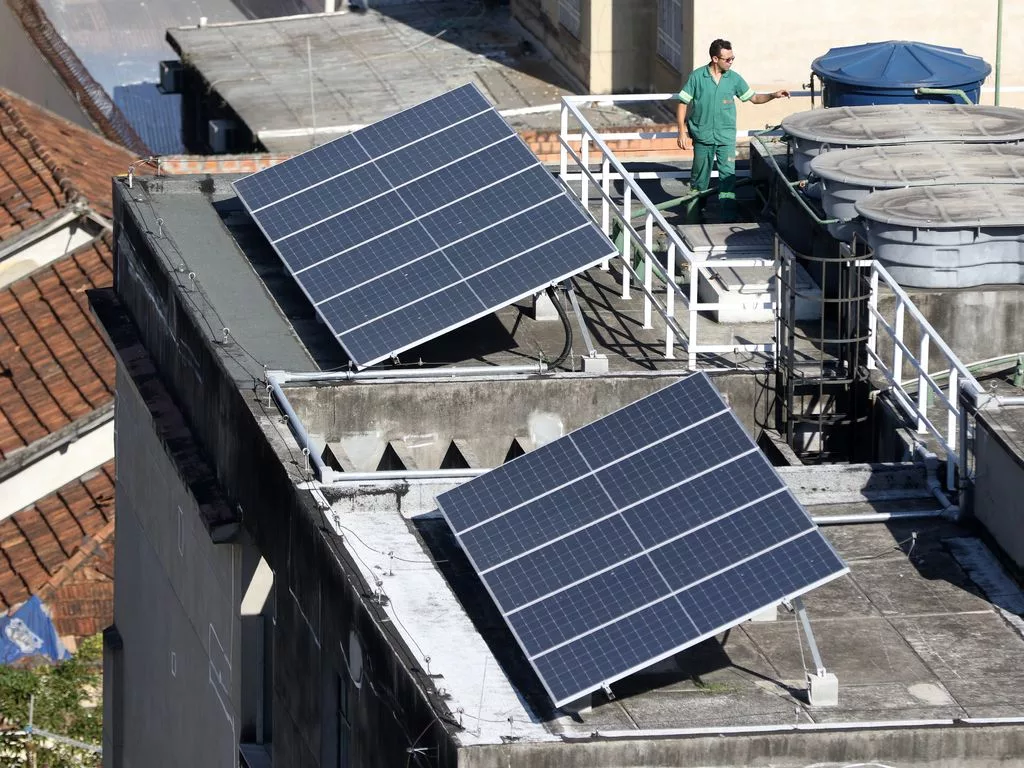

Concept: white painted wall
[[0, 419, 114, 522]]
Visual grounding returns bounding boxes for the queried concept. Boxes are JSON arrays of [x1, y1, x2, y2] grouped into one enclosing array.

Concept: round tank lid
[[810, 143, 1024, 187], [855, 185, 1024, 228], [811, 40, 991, 87], [782, 104, 1024, 145]]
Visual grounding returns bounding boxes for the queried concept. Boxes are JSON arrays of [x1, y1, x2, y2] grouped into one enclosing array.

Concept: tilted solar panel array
[[233, 84, 616, 368], [436, 373, 848, 706]]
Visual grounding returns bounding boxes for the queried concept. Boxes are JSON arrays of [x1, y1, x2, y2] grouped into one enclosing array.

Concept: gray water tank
[[855, 185, 1024, 288], [782, 104, 1024, 178], [810, 143, 1024, 241]]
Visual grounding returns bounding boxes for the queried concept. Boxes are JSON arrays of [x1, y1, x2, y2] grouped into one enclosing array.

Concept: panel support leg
[[793, 596, 838, 706], [563, 280, 607, 372]]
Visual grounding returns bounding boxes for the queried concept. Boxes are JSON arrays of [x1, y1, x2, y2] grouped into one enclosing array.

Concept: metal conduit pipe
[[912, 442, 961, 520], [317, 468, 483, 482], [270, 364, 548, 384], [983, 395, 1024, 408], [812, 509, 945, 526], [749, 134, 844, 226], [266, 374, 338, 483], [559, 716, 1024, 741]]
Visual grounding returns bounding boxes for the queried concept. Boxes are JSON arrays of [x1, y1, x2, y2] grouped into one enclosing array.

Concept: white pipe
[[270, 364, 547, 384], [267, 374, 336, 483], [325, 468, 482, 482], [912, 442, 960, 520], [981, 395, 1024, 408], [812, 510, 944, 526], [560, 716, 1024, 740]]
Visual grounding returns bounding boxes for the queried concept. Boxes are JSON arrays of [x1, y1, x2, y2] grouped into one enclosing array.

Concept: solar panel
[[435, 373, 848, 707], [233, 84, 617, 368]]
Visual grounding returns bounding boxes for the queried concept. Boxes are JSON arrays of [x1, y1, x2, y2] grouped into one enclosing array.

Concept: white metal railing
[[864, 257, 983, 489], [558, 94, 776, 369]]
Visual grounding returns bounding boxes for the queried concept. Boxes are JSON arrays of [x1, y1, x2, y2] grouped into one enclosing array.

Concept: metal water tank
[[810, 143, 1024, 241], [855, 185, 1024, 288], [781, 104, 1024, 178], [811, 41, 991, 107]]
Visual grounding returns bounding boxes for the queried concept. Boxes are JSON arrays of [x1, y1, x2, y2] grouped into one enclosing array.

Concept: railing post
[[643, 213, 654, 330], [559, 104, 568, 179], [948, 367, 959, 491], [867, 267, 879, 370], [601, 155, 611, 270], [688, 262, 699, 369], [917, 335, 930, 434], [581, 134, 590, 207], [893, 300, 905, 388], [621, 184, 632, 300], [665, 242, 676, 358]]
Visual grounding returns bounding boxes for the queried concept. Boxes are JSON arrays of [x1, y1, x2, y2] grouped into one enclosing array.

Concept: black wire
[[546, 286, 573, 370]]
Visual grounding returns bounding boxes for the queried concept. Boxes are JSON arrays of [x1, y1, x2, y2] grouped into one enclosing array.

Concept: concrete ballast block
[[807, 671, 839, 707]]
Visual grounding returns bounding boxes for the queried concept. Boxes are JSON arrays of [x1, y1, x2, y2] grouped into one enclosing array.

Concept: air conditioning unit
[[208, 119, 238, 154], [159, 60, 183, 94]]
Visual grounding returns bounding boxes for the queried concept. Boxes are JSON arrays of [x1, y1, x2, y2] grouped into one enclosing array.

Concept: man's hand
[[677, 132, 693, 151], [772, 89, 791, 99]]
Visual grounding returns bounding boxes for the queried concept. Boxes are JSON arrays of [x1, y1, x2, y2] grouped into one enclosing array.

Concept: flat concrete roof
[[33, 0, 306, 94], [166, 2, 661, 154], [116, 172, 1024, 762], [119, 173, 777, 375], [323, 468, 1024, 747]]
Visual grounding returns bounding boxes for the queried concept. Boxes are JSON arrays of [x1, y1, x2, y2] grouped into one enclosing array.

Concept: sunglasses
[[716, 56, 736, 63]]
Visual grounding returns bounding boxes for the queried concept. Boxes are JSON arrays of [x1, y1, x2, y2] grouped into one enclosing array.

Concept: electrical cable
[[546, 285, 573, 370]]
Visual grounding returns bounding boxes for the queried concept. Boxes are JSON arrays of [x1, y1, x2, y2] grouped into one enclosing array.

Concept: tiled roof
[[0, 91, 131, 640], [0, 87, 139, 236], [0, 236, 115, 460], [0, 461, 114, 639]]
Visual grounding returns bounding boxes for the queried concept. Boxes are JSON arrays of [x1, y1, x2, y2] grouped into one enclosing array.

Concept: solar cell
[[233, 83, 616, 368], [436, 373, 848, 706]]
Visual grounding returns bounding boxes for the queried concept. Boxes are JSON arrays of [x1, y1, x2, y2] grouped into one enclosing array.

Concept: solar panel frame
[[233, 84, 617, 368], [436, 373, 849, 707]]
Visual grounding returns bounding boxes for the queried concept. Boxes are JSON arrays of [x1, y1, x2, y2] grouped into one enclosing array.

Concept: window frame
[[657, 0, 683, 72], [558, 0, 581, 39]]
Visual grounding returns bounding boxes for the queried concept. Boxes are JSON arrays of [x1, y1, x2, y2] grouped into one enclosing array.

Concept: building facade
[[512, 0, 1024, 128]]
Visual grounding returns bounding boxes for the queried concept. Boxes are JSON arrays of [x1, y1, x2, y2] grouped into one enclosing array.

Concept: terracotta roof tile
[[0, 89, 138, 236], [0, 93, 128, 641], [0, 237, 115, 460], [0, 462, 114, 639]]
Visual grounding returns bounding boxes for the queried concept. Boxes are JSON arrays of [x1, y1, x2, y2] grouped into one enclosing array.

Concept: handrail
[[864, 256, 982, 490], [558, 96, 778, 369]]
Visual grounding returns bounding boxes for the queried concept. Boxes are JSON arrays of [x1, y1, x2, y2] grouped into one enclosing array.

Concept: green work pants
[[687, 142, 737, 222]]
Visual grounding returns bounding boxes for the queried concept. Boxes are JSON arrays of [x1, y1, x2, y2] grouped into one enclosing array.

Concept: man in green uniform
[[675, 39, 789, 221]]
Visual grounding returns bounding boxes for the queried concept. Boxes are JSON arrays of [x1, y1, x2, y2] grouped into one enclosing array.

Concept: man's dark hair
[[709, 39, 732, 58]]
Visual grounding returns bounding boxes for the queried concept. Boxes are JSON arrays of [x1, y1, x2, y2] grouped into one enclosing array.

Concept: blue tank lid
[[811, 41, 991, 87]]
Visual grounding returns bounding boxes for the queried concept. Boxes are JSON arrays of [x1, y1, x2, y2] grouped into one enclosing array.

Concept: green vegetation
[[0, 633, 103, 767]]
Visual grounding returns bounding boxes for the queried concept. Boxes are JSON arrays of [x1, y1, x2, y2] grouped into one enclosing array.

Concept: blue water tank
[[811, 41, 991, 107]]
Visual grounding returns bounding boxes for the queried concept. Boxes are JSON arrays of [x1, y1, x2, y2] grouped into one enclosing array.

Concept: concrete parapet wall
[[286, 371, 775, 472], [974, 409, 1024, 569], [458, 724, 1024, 768]]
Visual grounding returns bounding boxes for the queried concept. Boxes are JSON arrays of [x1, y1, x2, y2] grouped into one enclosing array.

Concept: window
[[559, 0, 581, 39], [657, 0, 683, 72]]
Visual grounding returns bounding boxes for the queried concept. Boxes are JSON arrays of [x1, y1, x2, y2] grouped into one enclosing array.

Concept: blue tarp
[[0, 596, 70, 665]]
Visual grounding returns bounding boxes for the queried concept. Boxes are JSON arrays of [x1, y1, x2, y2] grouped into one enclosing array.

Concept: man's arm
[[676, 101, 693, 150], [749, 89, 791, 104], [674, 72, 697, 150]]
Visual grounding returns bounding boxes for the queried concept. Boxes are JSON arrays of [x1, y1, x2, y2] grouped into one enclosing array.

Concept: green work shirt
[[674, 66, 754, 146]]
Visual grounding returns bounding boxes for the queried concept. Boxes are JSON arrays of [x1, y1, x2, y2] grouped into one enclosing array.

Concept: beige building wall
[[521, 1, 1021, 132], [512, 0, 659, 93], [511, 0, 592, 89], [688, 1, 1023, 131]]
